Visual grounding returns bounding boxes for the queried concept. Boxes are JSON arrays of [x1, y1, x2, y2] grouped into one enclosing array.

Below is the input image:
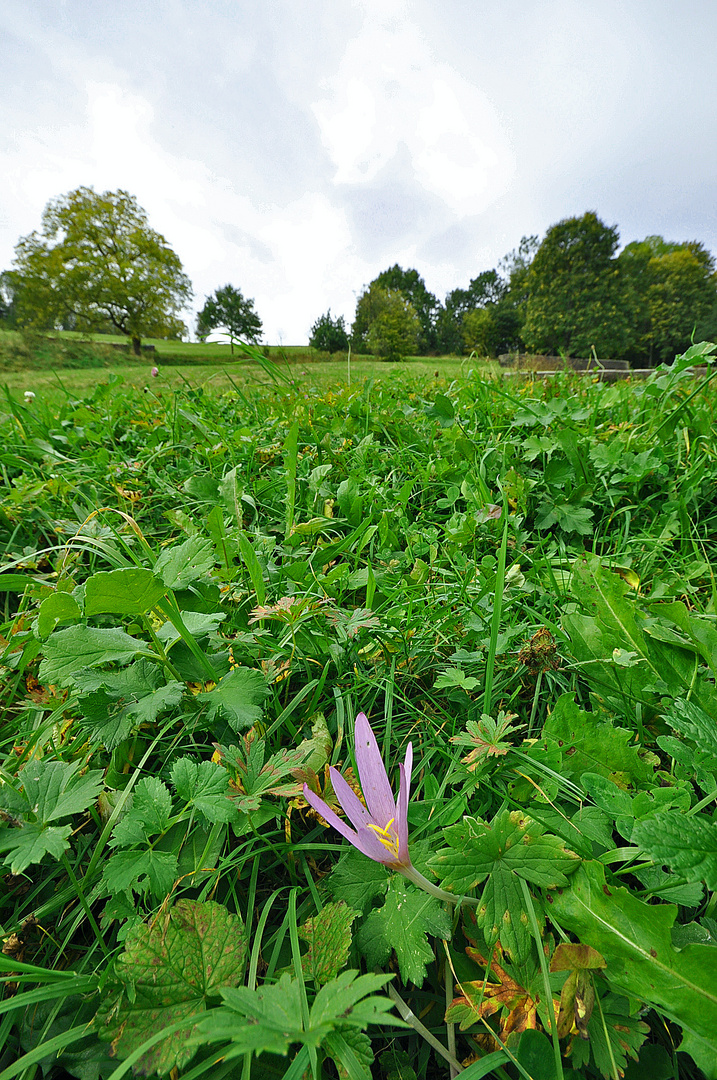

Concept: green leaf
[[0, 821, 72, 875], [154, 536, 215, 589], [429, 809, 581, 894], [110, 776, 173, 846], [77, 662, 184, 749], [323, 1028, 373, 1080], [84, 568, 167, 616], [328, 848, 389, 915], [356, 877, 451, 986], [550, 859, 717, 1074], [95, 899, 247, 1076], [170, 757, 238, 824], [515, 1029, 557, 1080], [36, 591, 81, 638], [633, 811, 717, 889], [541, 693, 651, 785], [424, 393, 455, 427], [476, 865, 542, 964], [201, 666, 268, 731], [39, 625, 146, 685], [103, 848, 178, 899], [299, 901, 358, 985], [10, 758, 104, 823], [194, 970, 396, 1060], [583, 995, 649, 1079], [563, 555, 717, 716]]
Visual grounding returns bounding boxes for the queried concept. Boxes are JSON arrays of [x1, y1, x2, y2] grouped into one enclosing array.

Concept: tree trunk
[[131, 335, 141, 356]]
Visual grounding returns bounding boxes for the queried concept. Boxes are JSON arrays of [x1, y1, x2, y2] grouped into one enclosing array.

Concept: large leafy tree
[[523, 212, 635, 358], [353, 265, 438, 353], [196, 284, 263, 351], [619, 236, 717, 364], [12, 187, 192, 354]]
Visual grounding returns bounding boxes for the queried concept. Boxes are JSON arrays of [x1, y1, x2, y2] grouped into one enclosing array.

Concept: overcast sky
[[2, 0, 716, 343]]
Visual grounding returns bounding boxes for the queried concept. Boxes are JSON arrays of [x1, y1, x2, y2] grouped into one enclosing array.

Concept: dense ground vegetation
[[1, 345, 717, 1080]]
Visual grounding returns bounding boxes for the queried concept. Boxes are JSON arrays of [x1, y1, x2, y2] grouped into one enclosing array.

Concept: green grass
[[1, 342, 716, 1080]]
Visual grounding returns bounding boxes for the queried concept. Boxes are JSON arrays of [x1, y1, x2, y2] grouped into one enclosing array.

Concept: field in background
[[2, 344, 717, 1079]]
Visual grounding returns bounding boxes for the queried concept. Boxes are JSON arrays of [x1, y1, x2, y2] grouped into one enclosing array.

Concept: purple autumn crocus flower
[[303, 712, 470, 904]]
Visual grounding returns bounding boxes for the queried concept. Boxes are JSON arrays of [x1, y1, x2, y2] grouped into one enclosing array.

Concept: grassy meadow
[[1, 340, 717, 1080]]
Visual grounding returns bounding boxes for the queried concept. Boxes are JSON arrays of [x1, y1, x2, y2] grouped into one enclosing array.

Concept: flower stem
[[399, 865, 479, 906]]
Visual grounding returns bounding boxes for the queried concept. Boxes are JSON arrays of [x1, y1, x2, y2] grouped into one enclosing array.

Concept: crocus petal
[[302, 783, 360, 848], [395, 742, 413, 860], [329, 767, 374, 833], [353, 712, 396, 826], [354, 825, 403, 865]]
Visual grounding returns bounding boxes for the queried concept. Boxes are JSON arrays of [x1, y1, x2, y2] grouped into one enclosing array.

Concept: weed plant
[[1, 342, 717, 1079]]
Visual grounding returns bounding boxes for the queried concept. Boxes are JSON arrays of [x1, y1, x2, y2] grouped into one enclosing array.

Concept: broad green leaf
[[84, 568, 167, 616], [0, 821, 71, 875], [515, 1029, 557, 1080], [663, 696, 717, 759], [156, 609, 226, 648], [356, 877, 451, 986], [201, 666, 268, 731], [328, 848, 389, 915], [154, 536, 215, 589], [95, 900, 246, 1076], [652, 601, 717, 678], [337, 477, 363, 525], [36, 591, 81, 638], [564, 555, 717, 717], [476, 865, 543, 963], [170, 757, 238, 823], [299, 901, 358, 985], [39, 625, 146, 685], [567, 994, 648, 1079], [323, 1028, 373, 1080], [429, 809, 581, 895], [541, 693, 651, 785], [194, 970, 396, 1060], [633, 811, 717, 889], [103, 848, 178, 898], [11, 758, 104, 823], [110, 776, 173, 846], [77, 665, 184, 750], [550, 860, 717, 1076]]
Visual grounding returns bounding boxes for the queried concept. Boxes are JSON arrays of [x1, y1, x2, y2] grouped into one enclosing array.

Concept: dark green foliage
[[523, 211, 635, 358], [196, 283, 263, 347], [309, 308, 350, 352]]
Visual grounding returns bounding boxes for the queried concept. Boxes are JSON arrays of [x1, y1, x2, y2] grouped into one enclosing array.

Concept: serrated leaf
[[299, 901, 358, 985], [103, 848, 179, 899], [78, 669, 183, 750], [541, 694, 651, 784], [429, 809, 581, 895], [324, 1028, 373, 1080], [12, 758, 104, 823], [476, 866, 543, 963], [39, 625, 146, 685], [550, 859, 717, 1072], [201, 667, 268, 731], [0, 821, 72, 875], [110, 777, 173, 845], [356, 877, 451, 986], [194, 970, 396, 1061], [170, 758, 238, 824], [633, 811, 717, 889], [583, 994, 649, 1079], [156, 609, 226, 648], [84, 568, 167, 616], [154, 536, 215, 589], [328, 848, 389, 915], [95, 900, 246, 1076]]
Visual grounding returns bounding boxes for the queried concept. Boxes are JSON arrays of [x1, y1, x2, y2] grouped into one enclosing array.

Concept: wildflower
[[304, 713, 471, 903], [24, 391, 35, 402], [151, 366, 159, 377]]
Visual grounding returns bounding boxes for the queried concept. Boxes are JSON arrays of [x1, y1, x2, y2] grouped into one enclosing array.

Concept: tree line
[[2, 187, 715, 365]]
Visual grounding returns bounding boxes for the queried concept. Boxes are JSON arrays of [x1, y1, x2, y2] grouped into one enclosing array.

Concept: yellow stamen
[[367, 817, 400, 857]]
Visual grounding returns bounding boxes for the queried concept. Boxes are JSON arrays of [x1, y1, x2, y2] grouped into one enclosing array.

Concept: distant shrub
[[309, 310, 349, 353]]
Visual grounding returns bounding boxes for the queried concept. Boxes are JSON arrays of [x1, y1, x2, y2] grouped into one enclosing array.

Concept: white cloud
[[312, 2, 514, 216]]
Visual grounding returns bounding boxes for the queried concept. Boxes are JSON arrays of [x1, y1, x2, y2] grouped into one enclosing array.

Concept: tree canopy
[[357, 285, 420, 361], [523, 212, 634, 358], [308, 309, 349, 353], [196, 285, 263, 351], [12, 187, 192, 354]]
